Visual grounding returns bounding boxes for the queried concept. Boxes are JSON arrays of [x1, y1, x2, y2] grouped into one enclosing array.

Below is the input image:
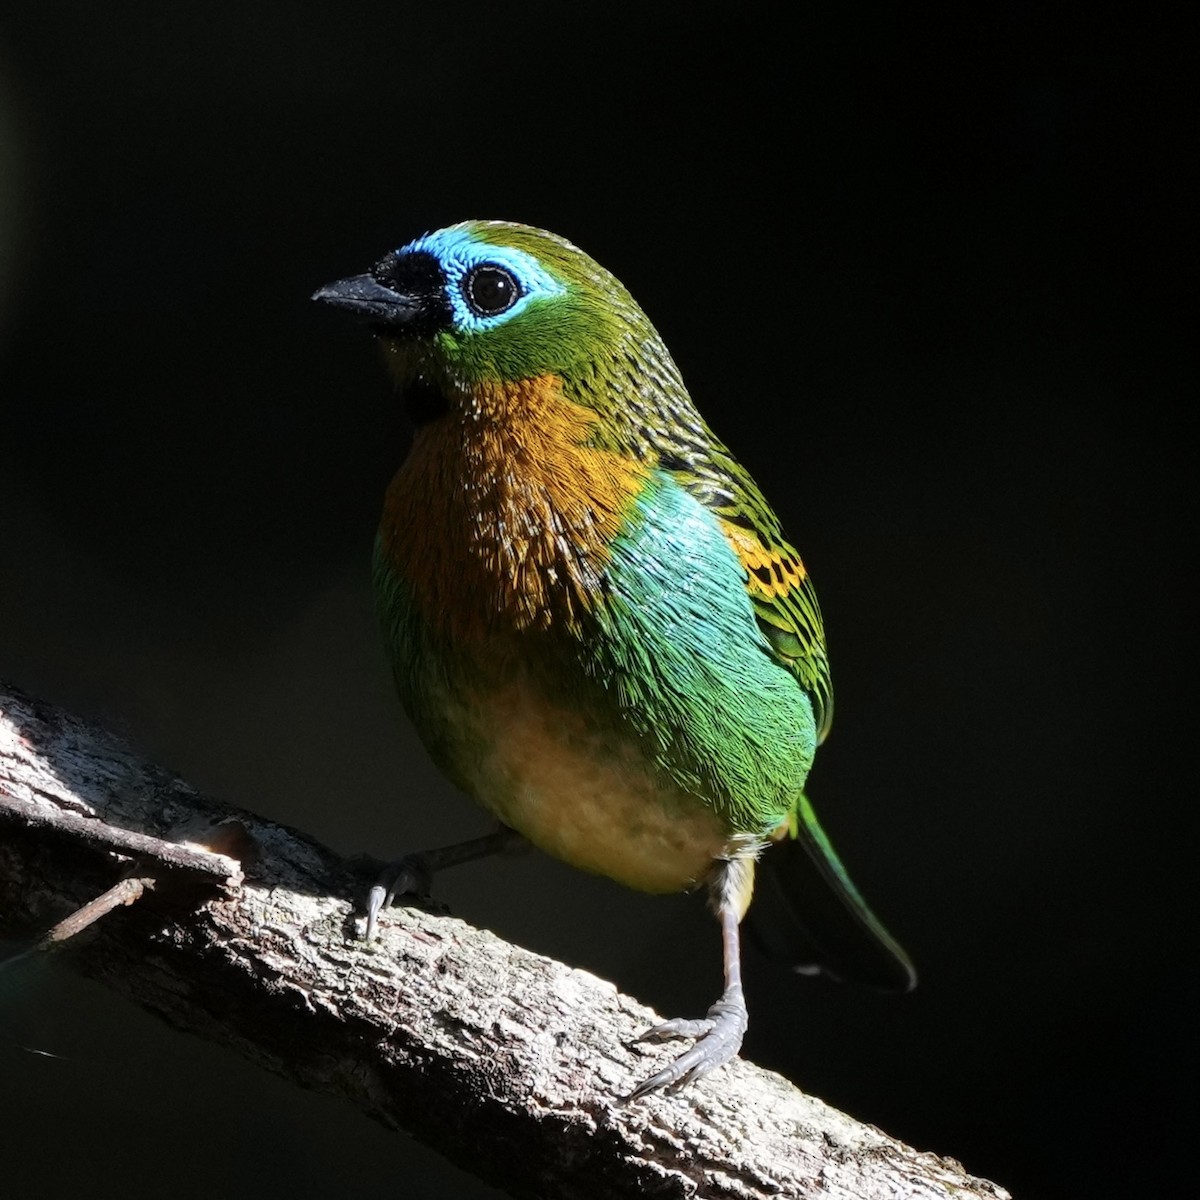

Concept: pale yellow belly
[[464, 678, 730, 893]]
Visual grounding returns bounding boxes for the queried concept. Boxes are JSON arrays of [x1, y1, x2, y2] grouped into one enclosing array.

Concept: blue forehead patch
[[402, 225, 567, 332]]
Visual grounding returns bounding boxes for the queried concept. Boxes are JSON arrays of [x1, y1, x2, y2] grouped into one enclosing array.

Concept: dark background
[[0, 5, 1188, 1198]]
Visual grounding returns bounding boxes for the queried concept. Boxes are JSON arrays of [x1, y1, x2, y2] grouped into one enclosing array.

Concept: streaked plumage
[[314, 220, 914, 1097]]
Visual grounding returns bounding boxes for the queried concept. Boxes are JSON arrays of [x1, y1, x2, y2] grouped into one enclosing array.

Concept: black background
[[0, 5, 1189, 1198]]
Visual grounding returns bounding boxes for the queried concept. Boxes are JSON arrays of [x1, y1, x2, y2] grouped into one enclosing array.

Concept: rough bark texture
[[0, 680, 1009, 1200]]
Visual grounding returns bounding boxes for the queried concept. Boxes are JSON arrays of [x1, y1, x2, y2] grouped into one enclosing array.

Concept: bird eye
[[463, 264, 521, 317]]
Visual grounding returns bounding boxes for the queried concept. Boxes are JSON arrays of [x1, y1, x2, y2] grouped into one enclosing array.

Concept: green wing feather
[[657, 436, 833, 743], [658, 432, 916, 990]]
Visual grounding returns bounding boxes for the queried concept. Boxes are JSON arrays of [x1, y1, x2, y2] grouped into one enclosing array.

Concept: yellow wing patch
[[717, 515, 832, 742], [719, 518, 809, 600]]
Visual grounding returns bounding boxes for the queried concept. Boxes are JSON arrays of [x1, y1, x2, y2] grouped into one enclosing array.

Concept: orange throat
[[378, 374, 646, 643]]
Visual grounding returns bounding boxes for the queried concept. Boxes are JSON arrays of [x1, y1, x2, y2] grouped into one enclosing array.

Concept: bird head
[[313, 220, 687, 433]]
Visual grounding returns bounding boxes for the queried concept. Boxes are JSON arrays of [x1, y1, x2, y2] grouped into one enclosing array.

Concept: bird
[[313, 220, 915, 1098]]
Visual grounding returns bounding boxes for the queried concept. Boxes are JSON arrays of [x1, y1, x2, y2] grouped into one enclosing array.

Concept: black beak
[[311, 274, 423, 325]]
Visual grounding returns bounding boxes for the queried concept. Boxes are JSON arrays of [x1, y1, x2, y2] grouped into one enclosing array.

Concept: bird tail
[[747, 793, 917, 992]]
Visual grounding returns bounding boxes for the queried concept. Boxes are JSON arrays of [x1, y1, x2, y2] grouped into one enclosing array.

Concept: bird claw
[[361, 830, 524, 941], [363, 854, 433, 941], [626, 988, 748, 1100], [633, 1016, 715, 1042]]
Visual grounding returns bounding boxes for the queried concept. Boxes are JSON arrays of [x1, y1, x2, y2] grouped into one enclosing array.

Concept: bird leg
[[364, 826, 526, 940], [628, 894, 749, 1099]]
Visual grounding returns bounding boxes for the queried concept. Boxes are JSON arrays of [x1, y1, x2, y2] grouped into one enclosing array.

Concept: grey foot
[[627, 985, 748, 1099], [364, 854, 433, 941], [361, 829, 526, 941]]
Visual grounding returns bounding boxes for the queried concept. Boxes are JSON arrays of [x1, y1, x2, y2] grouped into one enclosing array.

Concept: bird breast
[[378, 373, 647, 644]]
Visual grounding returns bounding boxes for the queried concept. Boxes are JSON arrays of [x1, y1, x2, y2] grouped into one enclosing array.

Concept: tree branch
[[0, 680, 1008, 1200]]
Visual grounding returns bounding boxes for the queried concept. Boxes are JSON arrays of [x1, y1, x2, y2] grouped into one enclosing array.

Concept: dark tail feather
[[747, 793, 917, 992]]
